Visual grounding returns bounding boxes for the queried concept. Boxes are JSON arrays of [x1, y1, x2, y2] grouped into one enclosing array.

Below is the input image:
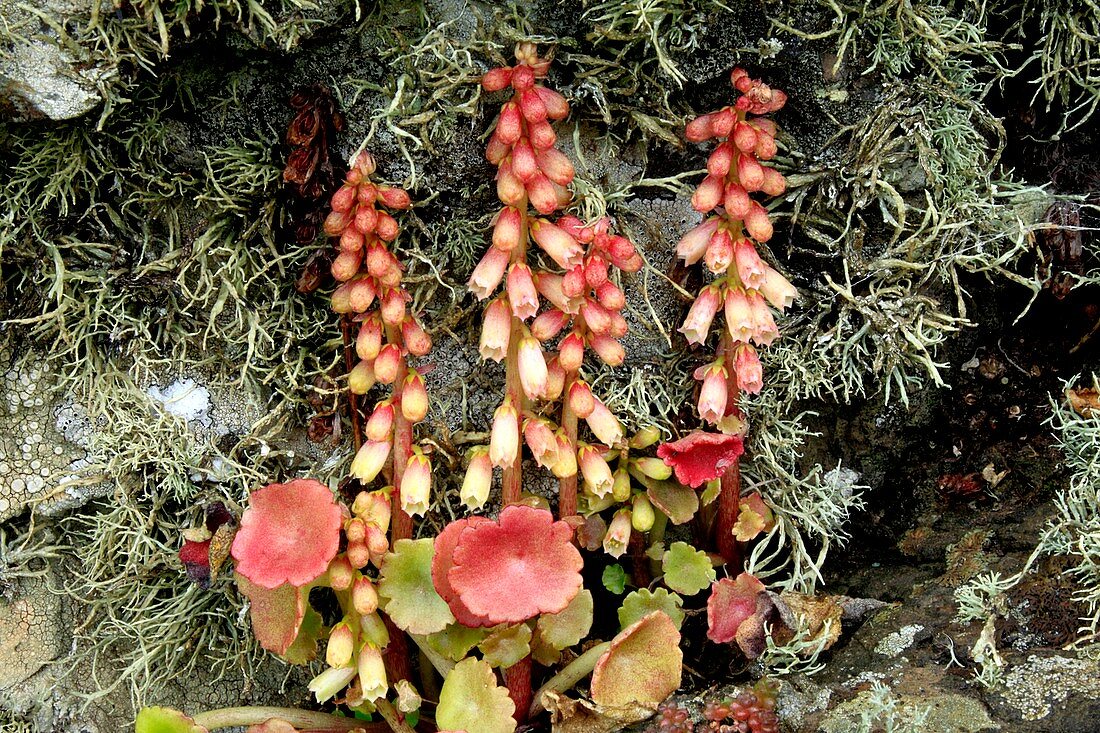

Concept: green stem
[[527, 641, 611, 717], [192, 707, 385, 731], [375, 699, 418, 733], [410, 633, 456, 678]]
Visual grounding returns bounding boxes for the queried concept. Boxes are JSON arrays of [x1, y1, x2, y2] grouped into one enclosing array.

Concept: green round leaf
[[425, 623, 489, 662], [601, 564, 628, 595], [437, 657, 516, 733], [661, 541, 716, 596], [379, 538, 455, 635], [591, 611, 683, 707], [135, 707, 208, 733], [478, 623, 532, 668], [618, 588, 685, 630]]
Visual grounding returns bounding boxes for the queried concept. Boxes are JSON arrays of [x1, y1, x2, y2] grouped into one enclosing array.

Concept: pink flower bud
[[596, 281, 625, 310], [327, 556, 355, 591], [563, 265, 586, 298], [349, 360, 376, 394], [705, 229, 734, 273], [489, 399, 520, 467], [707, 141, 735, 177], [734, 238, 767, 290], [545, 355, 565, 400], [374, 343, 402, 384], [692, 174, 724, 213], [402, 318, 432, 356], [527, 172, 559, 215], [518, 334, 548, 399], [340, 227, 364, 252], [507, 262, 540, 320], [354, 205, 377, 234], [357, 643, 388, 702], [527, 118, 557, 149], [350, 439, 391, 482], [759, 266, 799, 311], [589, 333, 625, 366], [354, 151, 377, 176], [348, 277, 377, 312], [761, 167, 786, 196], [724, 287, 754, 343], [734, 343, 763, 394], [379, 287, 407, 326], [754, 132, 777, 160], [352, 576, 379, 615], [346, 540, 370, 570], [535, 272, 578, 313], [685, 113, 715, 142], [468, 246, 509, 299], [511, 139, 538, 182], [510, 63, 535, 90], [519, 87, 548, 123], [482, 66, 513, 91], [634, 457, 672, 481], [534, 85, 569, 119], [695, 362, 728, 424], [523, 417, 560, 468], [568, 379, 595, 418], [324, 210, 350, 236], [536, 147, 575, 186], [723, 183, 752, 218], [531, 307, 569, 341], [461, 448, 493, 509], [747, 291, 778, 346], [550, 431, 578, 478], [356, 315, 382, 360], [326, 621, 355, 667], [580, 298, 613, 334], [497, 102, 522, 145], [364, 243, 390, 279], [744, 202, 774, 242], [677, 218, 720, 265], [351, 489, 391, 529], [496, 162, 526, 206], [531, 219, 584, 268], [558, 330, 585, 371], [479, 297, 512, 362], [332, 283, 353, 313], [331, 185, 357, 213], [712, 108, 736, 137], [679, 285, 721, 345], [332, 250, 362, 282], [357, 183, 377, 204], [737, 153, 765, 192], [400, 451, 431, 517], [583, 256, 607, 289], [366, 401, 394, 442], [493, 206, 524, 252], [557, 215, 587, 240], [733, 121, 758, 153], [486, 133, 509, 165], [375, 211, 399, 241], [607, 311, 628, 338], [365, 521, 389, 557], [346, 517, 368, 544], [401, 371, 429, 422], [579, 443, 615, 497], [376, 186, 411, 210], [586, 397, 624, 447]]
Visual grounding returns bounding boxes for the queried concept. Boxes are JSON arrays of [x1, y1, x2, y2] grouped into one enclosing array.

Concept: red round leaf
[[231, 479, 343, 589], [657, 431, 744, 488], [432, 516, 494, 627], [706, 572, 765, 644], [449, 505, 583, 625]]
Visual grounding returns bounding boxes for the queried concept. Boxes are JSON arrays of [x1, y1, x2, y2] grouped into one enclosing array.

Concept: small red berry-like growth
[[657, 430, 745, 489], [231, 479, 343, 589], [667, 68, 797, 566], [437, 505, 583, 625]]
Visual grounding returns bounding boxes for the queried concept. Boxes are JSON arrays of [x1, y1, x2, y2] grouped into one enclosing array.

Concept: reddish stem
[[716, 335, 742, 569], [628, 529, 650, 587], [503, 655, 533, 723], [558, 369, 579, 518], [382, 614, 412, 685], [501, 318, 525, 506]]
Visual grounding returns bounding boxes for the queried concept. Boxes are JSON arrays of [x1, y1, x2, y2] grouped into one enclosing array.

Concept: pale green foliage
[[856, 682, 932, 733]]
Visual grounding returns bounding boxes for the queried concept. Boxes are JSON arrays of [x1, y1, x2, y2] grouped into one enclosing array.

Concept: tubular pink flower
[[492, 206, 524, 251], [676, 218, 720, 265], [733, 343, 763, 394], [585, 397, 624, 447], [545, 355, 565, 400], [691, 174, 724, 212], [747, 291, 779, 346], [603, 508, 632, 558], [579, 443, 614, 497], [530, 219, 584, 268], [523, 417, 561, 469], [461, 447, 493, 510], [479, 297, 512, 362], [568, 379, 595, 418], [695, 361, 729, 424], [507, 262, 540, 320], [350, 440, 391, 483], [518, 333, 549, 400], [534, 271, 579, 313], [724, 287, 755, 343], [489, 399, 520, 468], [400, 451, 431, 517], [365, 401, 395, 442], [468, 246, 509, 300], [733, 238, 768, 289], [400, 371, 429, 422], [705, 229, 734, 273], [497, 161, 526, 205], [527, 172, 559, 214], [679, 285, 721, 345], [759, 266, 799, 311]]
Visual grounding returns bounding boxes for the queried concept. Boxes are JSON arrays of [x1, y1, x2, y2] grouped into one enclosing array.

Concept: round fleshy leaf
[[591, 611, 682, 707], [645, 481, 699, 525], [478, 623, 532, 668], [706, 572, 766, 644], [135, 707, 208, 733], [230, 479, 343, 589], [656, 432, 744, 489], [661, 541, 716, 596], [425, 623, 490, 662], [449, 505, 583, 624], [432, 516, 493, 627], [618, 588, 685, 631], [236, 575, 310, 657], [535, 589, 593, 651], [379, 538, 456, 635], [436, 657, 517, 733]]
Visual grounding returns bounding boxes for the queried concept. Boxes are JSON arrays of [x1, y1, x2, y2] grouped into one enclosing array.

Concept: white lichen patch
[[147, 379, 213, 426], [999, 654, 1100, 721], [875, 624, 925, 657]]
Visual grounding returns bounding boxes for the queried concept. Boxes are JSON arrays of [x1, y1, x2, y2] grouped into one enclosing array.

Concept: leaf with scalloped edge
[[436, 657, 517, 733], [661, 541, 716, 596], [478, 623, 532, 668], [236, 575, 310, 658], [532, 589, 594, 665], [425, 623, 489, 662], [135, 708, 208, 733], [645, 481, 699, 525], [591, 611, 682, 707], [618, 588, 685, 630], [379, 538, 455, 635]]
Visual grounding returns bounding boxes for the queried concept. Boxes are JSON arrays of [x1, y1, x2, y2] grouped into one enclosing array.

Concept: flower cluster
[[326, 152, 433, 528], [676, 68, 797, 423], [465, 43, 641, 514]]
